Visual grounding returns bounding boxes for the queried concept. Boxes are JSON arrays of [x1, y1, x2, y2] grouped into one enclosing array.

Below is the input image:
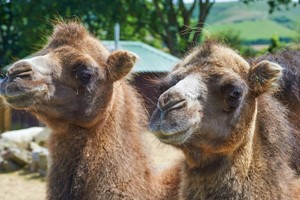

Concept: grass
[[188, 1, 300, 43], [205, 19, 298, 41]]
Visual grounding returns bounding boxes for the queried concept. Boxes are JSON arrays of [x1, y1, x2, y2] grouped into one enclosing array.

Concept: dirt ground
[[0, 132, 183, 200], [0, 170, 46, 200]]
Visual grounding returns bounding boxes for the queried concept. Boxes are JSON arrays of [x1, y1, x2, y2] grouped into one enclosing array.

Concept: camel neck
[[46, 81, 153, 200]]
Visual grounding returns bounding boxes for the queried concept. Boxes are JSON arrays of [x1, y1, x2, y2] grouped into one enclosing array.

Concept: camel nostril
[[158, 91, 187, 112], [158, 98, 186, 112], [162, 95, 171, 107], [8, 61, 33, 80]]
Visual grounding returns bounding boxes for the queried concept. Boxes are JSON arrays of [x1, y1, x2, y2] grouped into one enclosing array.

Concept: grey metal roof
[[102, 41, 179, 73], [3, 41, 179, 73]]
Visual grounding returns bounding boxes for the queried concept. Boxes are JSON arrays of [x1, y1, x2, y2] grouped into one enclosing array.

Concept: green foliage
[[147, 0, 216, 57], [0, 0, 149, 68], [0, 0, 24, 67], [243, 0, 297, 13], [209, 29, 257, 57], [0, 0, 299, 69], [268, 34, 282, 53]]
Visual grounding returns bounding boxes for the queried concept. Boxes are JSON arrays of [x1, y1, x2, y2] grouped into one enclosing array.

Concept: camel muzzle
[[7, 61, 33, 81]]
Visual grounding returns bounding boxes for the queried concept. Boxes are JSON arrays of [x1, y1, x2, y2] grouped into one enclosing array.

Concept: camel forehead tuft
[[46, 22, 91, 49], [52, 22, 88, 40], [183, 42, 250, 78], [43, 21, 109, 64]]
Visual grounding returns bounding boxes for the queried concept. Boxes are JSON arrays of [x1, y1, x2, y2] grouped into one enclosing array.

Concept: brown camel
[[149, 42, 300, 199], [0, 22, 180, 200], [249, 50, 300, 131]]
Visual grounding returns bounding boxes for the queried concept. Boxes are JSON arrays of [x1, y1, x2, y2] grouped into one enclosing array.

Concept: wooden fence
[[0, 98, 11, 133]]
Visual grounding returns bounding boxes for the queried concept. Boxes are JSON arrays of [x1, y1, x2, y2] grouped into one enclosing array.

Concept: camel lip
[[1, 84, 48, 108], [4, 94, 34, 108], [152, 128, 193, 145]]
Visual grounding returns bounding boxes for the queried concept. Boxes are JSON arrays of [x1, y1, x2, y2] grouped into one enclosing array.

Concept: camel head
[[149, 42, 282, 154], [0, 22, 137, 129]]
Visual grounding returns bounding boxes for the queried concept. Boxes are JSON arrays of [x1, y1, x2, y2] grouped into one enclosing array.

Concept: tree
[[0, 0, 149, 68], [0, 0, 23, 67], [1, 0, 299, 68], [245, 0, 300, 13], [146, 0, 299, 57], [148, 0, 214, 57]]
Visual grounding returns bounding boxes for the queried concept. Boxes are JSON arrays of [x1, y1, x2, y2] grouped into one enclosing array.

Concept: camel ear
[[248, 60, 282, 96], [106, 50, 137, 81]]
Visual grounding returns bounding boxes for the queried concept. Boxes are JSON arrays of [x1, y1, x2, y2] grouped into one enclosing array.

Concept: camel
[[149, 41, 300, 199], [249, 50, 300, 131], [0, 22, 180, 200]]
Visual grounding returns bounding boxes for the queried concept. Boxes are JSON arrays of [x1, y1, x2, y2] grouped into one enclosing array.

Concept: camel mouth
[[152, 128, 193, 145], [149, 105, 200, 145], [0, 80, 48, 109]]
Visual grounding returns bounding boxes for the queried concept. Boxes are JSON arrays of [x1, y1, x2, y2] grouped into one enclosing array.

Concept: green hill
[[190, 1, 300, 44], [206, 19, 297, 43]]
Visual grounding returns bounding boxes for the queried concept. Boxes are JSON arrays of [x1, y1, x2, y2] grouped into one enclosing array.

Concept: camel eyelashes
[[222, 85, 244, 112], [227, 87, 242, 100], [221, 84, 243, 97], [72, 62, 84, 72], [78, 68, 93, 82], [73, 65, 94, 84]]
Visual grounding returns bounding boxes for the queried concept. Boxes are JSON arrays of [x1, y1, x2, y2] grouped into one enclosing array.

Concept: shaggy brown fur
[[249, 50, 300, 175], [149, 42, 300, 199], [249, 50, 300, 130], [0, 22, 180, 200]]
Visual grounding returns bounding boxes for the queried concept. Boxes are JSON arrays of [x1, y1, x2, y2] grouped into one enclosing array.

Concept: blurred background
[[0, 0, 299, 199], [1, 0, 300, 130], [1, 0, 300, 67]]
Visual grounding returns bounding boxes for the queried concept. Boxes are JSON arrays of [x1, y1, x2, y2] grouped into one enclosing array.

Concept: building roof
[[2, 41, 179, 73], [102, 41, 179, 73]]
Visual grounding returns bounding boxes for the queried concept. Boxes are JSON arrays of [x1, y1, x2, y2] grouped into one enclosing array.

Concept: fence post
[[0, 98, 11, 133]]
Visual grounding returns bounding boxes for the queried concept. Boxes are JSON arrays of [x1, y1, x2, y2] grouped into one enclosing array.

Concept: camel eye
[[222, 85, 244, 112], [227, 87, 242, 101], [79, 69, 93, 82], [73, 64, 94, 84]]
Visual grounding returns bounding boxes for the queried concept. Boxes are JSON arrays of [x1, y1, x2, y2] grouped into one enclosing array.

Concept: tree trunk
[[190, 0, 215, 47]]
